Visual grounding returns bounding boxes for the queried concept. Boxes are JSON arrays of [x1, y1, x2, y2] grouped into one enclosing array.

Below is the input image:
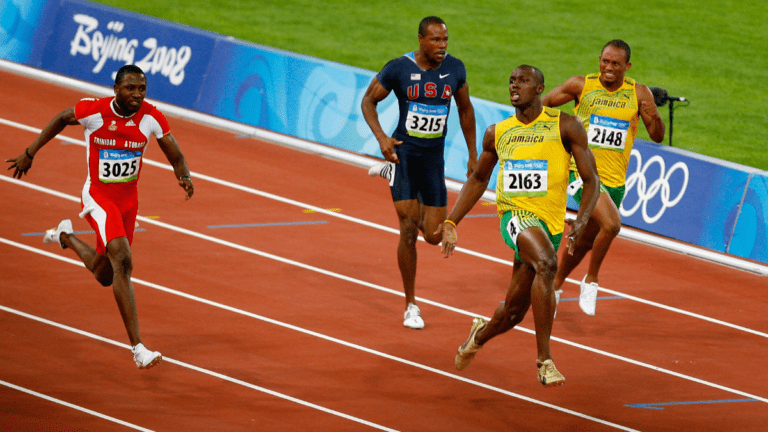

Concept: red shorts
[[81, 184, 139, 255]]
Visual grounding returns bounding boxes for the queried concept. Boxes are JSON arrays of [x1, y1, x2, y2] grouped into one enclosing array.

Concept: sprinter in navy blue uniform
[[362, 16, 477, 329]]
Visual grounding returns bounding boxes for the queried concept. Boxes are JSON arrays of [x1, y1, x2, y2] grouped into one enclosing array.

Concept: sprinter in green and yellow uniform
[[439, 65, 600, 386], [543, 40, 665, 316]]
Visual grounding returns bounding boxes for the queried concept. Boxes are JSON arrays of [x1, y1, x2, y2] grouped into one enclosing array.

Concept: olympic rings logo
[[620, 149, 689, 224]]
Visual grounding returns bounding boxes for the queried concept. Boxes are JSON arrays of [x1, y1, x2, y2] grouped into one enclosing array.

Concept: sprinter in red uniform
[[6, 65, 194, 369]]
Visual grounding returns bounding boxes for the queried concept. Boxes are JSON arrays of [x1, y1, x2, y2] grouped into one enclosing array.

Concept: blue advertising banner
[[1, 0, 766, 265], [0, 0, 50, 63], [728, 173, 768, 262], [618, 141, 750, 253], [39, 0, 218, 108], [197, 39, 515, 184]]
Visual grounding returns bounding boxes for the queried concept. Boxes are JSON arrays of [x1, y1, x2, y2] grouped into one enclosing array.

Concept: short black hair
[[419, 16, 445, 36], [517, 64, 545, 87], [602, 39, 631, 63], [115, 65, 145, 85]]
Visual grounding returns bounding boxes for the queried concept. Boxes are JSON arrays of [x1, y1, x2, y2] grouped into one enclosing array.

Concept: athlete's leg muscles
[[60, 232, 114, 287], [584, 192, 621, 284], [105, 236, 142, 346], [394, 199, 421, 307], [419, 204, 447, 245], [475, 259, 535, 346], [516, 227, 559, 363], [553, 218, 598, 290]]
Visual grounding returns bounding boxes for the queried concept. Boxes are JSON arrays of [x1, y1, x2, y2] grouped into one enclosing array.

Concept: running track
[[1, 69, 767, 431]]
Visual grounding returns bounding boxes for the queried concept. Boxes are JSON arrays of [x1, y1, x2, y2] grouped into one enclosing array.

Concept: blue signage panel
[[39, 0, 217, 108], [728, 173, 768, 262], [619, 141, 749, 252], [0, 0, 51, 64]]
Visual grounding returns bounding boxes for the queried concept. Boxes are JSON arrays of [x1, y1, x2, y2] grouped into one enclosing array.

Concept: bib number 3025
[[99, 149, 141, 183]]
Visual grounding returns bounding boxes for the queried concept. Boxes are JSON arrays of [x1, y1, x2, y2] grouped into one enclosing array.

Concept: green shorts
[[499, 210, 562, 263], [570, 171, 625, 209]]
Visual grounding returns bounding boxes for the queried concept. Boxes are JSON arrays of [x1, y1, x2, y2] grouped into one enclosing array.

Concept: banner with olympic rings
[[1, 0, 766, 265]]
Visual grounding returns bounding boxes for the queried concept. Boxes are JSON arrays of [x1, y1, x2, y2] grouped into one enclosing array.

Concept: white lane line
[[3, 176, 768, 403], [2, 149, 767, 340], [0, 306, 398, 431], [0, 242, 637, 431], [3, 218, 767, 407], [0, 380, 155, 431]]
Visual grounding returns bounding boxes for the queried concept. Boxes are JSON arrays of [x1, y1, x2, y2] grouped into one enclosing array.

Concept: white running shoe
[[403, 303, 424, 329], [368, 161, 395, 186], [132, 343, 162, 369], [579, 276, 598, 316], [554, 289, 563, 319], [43, 219, 73, 249]]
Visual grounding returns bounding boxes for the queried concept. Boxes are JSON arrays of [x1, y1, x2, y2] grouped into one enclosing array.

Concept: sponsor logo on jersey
[[126, 119, 136, 127]]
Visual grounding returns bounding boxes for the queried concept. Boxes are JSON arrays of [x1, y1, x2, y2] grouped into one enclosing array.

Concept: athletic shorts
[[81, 185, 138, 255], [390, 142, 447, 207], [569, 171, 625, 209], [499, 209, 562, 263]]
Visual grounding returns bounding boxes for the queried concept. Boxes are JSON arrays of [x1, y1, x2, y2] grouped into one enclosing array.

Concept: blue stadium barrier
[[2, 0, 766, 270]]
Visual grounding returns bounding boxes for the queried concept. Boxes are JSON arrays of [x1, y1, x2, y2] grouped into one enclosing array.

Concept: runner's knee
[[532, 255, 558, 278], [605, 218, 621, 239], [399, 218, 419, 244], [110, 252, 133, 276]]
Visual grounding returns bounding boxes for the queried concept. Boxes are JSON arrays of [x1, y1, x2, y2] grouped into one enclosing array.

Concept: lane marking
[[626, 398, 759, 410], [1, 380, 155, 431], [207, 221, 328, 229], [463, 214, 499, 218], [303, 208, 341, 213], [2, 160, 766, 340], [559, 296, 625, 302], [22, 229, 145, 236], [0, 245, 637, 431], [2, 229, 767, 406]]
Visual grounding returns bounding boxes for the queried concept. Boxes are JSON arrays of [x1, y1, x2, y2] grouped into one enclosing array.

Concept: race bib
[[99, 149, 141, 183], [502, 159, 548, 197], [587, 114, 629, 151], [405, 102, 447, 139]]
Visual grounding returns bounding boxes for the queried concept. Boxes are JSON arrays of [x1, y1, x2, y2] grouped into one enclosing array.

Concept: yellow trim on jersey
[[494, 107, 571, 235], [573, 73, 639, 187]]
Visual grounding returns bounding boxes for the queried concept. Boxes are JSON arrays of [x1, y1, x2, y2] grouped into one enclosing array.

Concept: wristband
[[179, 175, 191, 181], [25, 148, 34, 160], [444, 219, 457, 228]]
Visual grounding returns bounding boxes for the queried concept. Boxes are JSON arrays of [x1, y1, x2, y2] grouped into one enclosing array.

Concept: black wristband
[[179, 175, 191, 181], [25, 148, 34, 160]]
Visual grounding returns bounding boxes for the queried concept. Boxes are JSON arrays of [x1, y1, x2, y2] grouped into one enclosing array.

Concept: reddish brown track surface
[[1, 70, 766, 431]]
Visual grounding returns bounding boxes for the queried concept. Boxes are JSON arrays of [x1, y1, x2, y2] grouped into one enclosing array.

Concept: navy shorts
[[390, 142, 447, 207]]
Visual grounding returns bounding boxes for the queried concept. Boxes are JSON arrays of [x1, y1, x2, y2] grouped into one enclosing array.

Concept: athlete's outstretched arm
[[361, 78, 402, 163], [561, 112, 599, 254], [636, 84, 666, 143], [5, 107, 79, 179], [542, 76, 585, 108], [157, 133, 194, 200], [453, 84, 478, 177], [439, 124, 498, 257]]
